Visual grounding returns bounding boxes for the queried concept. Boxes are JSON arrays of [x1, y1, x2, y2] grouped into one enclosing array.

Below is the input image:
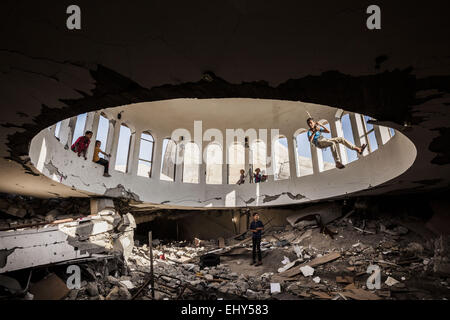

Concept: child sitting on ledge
[[93, 140, 111, 177]]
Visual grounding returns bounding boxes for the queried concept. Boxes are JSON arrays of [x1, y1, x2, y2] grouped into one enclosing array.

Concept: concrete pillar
[[222, 142, 228, 184], [130, 130, 142, 176], [245, 140, 251, 183], [59, 117, 76, 149], [266, 136, 274, 182], [311, 142, 320, 174], [85, 112, 100, 162], [65, 117, 77, 149], [330, 118, 348, 165], [175, 143, 184, 183], [152, 135, 163, 180], [104, 120, 115, 155], [108, 121, 121, 170], [349, 113, 363, 149], [287, 134, 296, 179], [125, 131, 137, 174], [373, 124, 383, 149], [199, 144, 207, 185]]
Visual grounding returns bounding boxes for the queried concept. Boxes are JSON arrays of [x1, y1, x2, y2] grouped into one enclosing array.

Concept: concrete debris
[[1, 194, 449, 300], [293, 229, 313, 244], [86, 282, 99, 296], [300, 265, 315, 277], [380, 223, 409, 236], [281, 256, 291, 265], [5, 206, 28, 218], [385, 276, 400, 287], [277, 259, 300, 273], [286, 203, 342, 229], [270, 283, 281, 294], [405, 242, 424, 256], [293, 245, 303, 258]]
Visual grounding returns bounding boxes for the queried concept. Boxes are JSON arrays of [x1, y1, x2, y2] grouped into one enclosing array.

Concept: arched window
[[160, 138, 177, 181], [273, 136, 290, 180], [137, 132, 154, 178], [228, 142, 245, 184], [294, 130, 313, 177], [316, 120, 335, 172], [182, 142, 200, 184], [250, 140, 267, 177], [114, 124, 132, 173], [71, 113, 87, 144], [341, 113, 357, 163], [206, 143, 222, 184], [95, 114, 110, 159]]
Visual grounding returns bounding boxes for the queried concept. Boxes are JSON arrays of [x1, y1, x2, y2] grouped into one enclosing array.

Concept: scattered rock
[[300, 265, 314, 277], [86, 282, 99, 296]]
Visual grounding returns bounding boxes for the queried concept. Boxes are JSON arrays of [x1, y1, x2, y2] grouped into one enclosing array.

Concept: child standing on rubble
[[71, 130, 93, 160], [93, 140, 111, 177], [250, 212, 264, 266]]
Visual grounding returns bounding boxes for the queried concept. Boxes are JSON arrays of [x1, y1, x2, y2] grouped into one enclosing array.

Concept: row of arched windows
[[52, 111, 395, 185]]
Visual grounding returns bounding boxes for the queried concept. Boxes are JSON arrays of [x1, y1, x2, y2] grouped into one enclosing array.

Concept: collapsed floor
[[0, 193, 449, 300]]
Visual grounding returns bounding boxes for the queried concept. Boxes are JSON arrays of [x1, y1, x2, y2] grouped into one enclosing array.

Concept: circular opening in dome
[[29, 98, 417, 208]]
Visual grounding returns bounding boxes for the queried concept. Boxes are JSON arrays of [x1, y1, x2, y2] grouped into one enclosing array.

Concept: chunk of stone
[[86, 282, 99, 296], [44, 209, 61, 222], [106, 286, 120, 300], [385, 276, 400, 287], [300, 265, 314, 277], [120, 280, 135, 289], [5, 206, 27, 218], [270, 283, 281, 294], [204, 274, 214, 281], [405, 242, 424, 256]]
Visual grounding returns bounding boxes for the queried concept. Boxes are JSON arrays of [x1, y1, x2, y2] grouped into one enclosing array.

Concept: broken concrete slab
[[90, 198, 115, 215], [270, 283, 281, 294], [286, 203, 342, 229], [278, 252, 341, 278], [277, 259, 301, 273], [385, 276, 400, 287], [0, 212, 136, 273], [300, 265, 314, 277], [5, 206, 27, 218]]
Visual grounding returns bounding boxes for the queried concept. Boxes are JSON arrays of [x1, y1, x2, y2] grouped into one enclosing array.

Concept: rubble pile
[[1, 194, 449, 300], [0, 193, 91, 230]]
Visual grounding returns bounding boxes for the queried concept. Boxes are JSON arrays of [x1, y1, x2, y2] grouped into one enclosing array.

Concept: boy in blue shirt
[[249, 212, 264, 266], [307, 117, 366, 169]]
